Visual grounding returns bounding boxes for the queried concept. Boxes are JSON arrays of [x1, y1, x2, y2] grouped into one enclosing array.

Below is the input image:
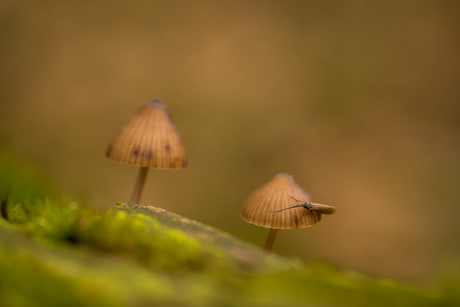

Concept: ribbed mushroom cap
[[106, 99, 188, 169], [241, 173, 321, 229]]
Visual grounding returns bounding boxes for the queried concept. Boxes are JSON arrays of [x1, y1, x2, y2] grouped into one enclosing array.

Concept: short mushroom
[[106, 99, 187, 205], [241, 173, 336, 252]]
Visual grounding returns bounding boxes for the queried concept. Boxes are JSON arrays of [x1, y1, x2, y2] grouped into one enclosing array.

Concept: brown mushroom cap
[[106, 99, 188, 169], [241, 173, 321, 229]]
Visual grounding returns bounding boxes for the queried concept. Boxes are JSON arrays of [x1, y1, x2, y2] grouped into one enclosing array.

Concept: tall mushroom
[[241, 173, 335, 252], [106, 99, 187, 205]]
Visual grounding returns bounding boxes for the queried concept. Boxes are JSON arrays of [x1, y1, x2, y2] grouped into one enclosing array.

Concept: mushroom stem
[[263, 228, 279, 252], [130, 167, 149, 204]]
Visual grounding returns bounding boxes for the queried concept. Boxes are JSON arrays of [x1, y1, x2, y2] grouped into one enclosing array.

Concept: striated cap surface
[[241, 173, 321, 229], [106, 99, 188, 169]]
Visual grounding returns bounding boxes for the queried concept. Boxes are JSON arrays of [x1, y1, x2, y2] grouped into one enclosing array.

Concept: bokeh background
[[1, 0, 459, 286]]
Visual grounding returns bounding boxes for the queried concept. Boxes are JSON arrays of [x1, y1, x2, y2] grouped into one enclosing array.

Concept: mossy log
[[0, 200, 453, 307]]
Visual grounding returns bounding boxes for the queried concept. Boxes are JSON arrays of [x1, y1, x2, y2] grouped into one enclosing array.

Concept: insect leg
[[295, 210, 309, 227]]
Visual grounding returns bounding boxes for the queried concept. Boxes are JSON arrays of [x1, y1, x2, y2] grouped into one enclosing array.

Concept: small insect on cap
[[241, 173, 321, 229], [106, 99, 188, 169]]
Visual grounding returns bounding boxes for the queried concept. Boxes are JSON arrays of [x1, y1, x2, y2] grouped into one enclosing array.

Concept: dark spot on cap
[[150, 98, 167, 109], [105, 145, 113, 157], [147, 152, 153, 162], [133, 149, 139, 157], [165, 145, 170, 153]]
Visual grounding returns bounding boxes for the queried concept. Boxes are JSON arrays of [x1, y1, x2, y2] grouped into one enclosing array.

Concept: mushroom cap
[[106, 99, 188, 169], [241, 173, 321, 229]]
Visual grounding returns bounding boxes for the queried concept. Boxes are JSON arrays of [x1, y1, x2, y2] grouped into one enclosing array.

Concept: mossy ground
[[0, 151, 459, 307]]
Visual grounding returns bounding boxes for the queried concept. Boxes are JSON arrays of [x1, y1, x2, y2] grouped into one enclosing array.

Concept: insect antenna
[[290, 195, 306, 203], [270, 204, 305, 215]]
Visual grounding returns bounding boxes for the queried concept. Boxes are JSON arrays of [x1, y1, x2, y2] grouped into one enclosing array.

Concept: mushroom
[[240, 173, 335, 252], [106, 99, 187, 205]]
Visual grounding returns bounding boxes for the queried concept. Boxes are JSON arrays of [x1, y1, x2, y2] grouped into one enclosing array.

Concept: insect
[[271, 196, 336, 215]]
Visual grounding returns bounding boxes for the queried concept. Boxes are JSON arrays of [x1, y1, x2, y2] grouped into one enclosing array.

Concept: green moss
[[0, 222, 176, 307], [1, 195, 233, 274], [75, 209, 233, 272], [1, 199, 457, 307]]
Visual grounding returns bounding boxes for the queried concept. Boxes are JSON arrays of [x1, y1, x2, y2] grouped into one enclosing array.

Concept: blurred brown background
[[1, 0, 459, 285]]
